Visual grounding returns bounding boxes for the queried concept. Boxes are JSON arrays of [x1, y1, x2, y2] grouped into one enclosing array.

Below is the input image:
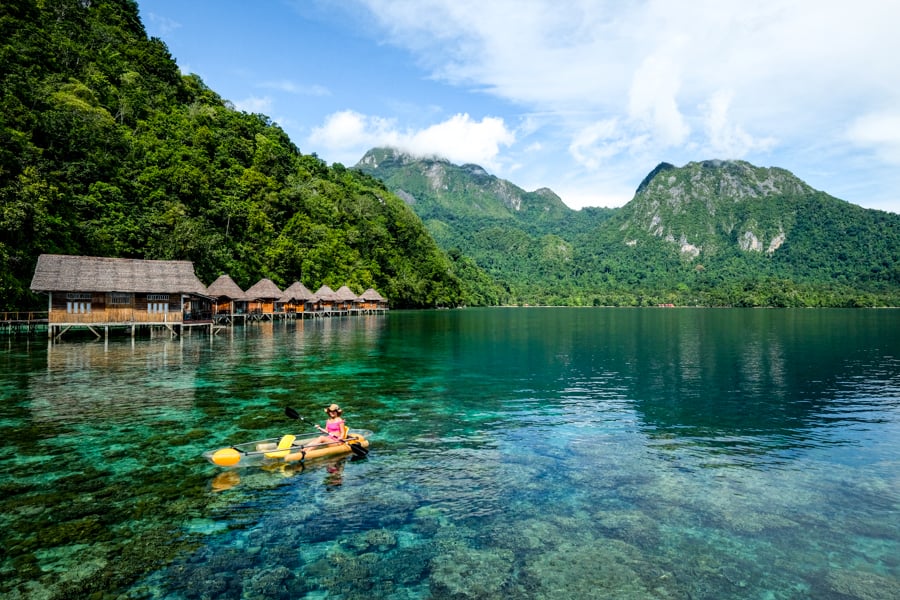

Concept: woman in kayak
[[308, 403, 348, 447]]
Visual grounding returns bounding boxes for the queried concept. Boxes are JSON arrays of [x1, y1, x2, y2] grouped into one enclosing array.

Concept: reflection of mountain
[[357, 308, 900, 462], [597, 310, 900, 444]]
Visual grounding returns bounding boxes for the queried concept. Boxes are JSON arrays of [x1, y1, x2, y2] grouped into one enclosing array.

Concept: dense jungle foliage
[[0, 0, 473, 310], [357, 150, 900, 307]]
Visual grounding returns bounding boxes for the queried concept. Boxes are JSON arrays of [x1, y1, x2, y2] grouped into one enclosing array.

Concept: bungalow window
[[148, 302, 169, 314], [147, 294, 170, 315], [109, 293, 131, 305], [65, 293, 92, 314], [66, 301, 91, 314]]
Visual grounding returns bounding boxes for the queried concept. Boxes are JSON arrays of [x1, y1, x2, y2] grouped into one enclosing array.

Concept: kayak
[[204, 429, 371, 467]]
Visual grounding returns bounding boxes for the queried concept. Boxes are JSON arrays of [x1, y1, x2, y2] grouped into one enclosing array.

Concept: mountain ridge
[[618, 159, 816, 258], [355, 147, 900, 307], [356, 147, 571, 221]]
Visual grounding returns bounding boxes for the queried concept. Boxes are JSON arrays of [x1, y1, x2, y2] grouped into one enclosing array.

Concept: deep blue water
[[1, 308, 898, 599]]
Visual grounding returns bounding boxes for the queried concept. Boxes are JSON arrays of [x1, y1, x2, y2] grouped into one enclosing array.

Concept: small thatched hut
[[334, 285, 359, 312], [358, 288, 388, 312], [313, 285, 338, 313], [279, 281, 315, 314], [244, 278, 282, 318], [206, 274, 247, 317]]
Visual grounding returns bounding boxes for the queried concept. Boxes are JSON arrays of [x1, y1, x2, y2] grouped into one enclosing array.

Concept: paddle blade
[[211, 447, 241, 467], [285, 407, 300, 420], [348, 440, 369, 458]]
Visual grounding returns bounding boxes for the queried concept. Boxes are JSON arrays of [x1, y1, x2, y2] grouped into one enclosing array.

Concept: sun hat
[[325, 403, 342, 414]]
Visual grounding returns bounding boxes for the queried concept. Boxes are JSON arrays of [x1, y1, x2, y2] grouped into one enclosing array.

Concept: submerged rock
[[431, 547, 515, 597], [521, 539, 650, 599], [825, 569, 900, 600]]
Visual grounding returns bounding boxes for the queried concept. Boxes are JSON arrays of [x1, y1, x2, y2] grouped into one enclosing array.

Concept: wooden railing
[[48, 310, 183, 324], [1, 311, 49, 322]]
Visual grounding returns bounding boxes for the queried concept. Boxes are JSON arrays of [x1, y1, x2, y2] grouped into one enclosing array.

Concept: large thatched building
[[30, 254, 211, 339]]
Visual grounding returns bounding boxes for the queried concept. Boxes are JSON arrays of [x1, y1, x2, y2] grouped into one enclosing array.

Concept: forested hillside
[[0, 0, 469, 310], [357, 150, 900, 307]]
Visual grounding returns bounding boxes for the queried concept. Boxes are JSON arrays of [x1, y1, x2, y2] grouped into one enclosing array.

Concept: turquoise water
[[1, 309, 898, 599]]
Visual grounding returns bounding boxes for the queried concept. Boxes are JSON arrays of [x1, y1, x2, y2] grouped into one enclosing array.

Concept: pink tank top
[[326, 419, 344, 436]]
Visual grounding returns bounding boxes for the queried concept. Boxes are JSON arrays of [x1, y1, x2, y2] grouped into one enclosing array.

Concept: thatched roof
[[280, 281, 314, 302], [334, 285, 358, 301], [359, 288, 386, 301], [30, 254, 207, 294], [244, 278, 282, 300], [314, 285, 338, 301], [206, 274, 245, 299]]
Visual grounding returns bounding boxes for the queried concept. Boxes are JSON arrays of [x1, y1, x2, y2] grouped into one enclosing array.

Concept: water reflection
[[554, 310, 900, 453], [404, 308, 900, 470], [210, 456, 350, 493], [37, 338, 197, 423], [210, 470, 241, 492]]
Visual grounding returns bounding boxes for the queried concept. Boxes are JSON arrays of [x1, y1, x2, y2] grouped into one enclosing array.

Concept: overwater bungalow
[[244, 278, 282, 320], [29, 254, 211, 340], [312, 285, 339, 315], [279, 281, 315, 316], [358, 288, 388, 313], [206, 274, 248, 324], [334, 285, 359, 312]]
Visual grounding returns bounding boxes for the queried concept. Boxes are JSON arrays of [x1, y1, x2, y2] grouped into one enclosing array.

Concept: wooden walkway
[[1, 311, 49, 335], [1, 308, 387, 340], [215, 308, 388, 323]]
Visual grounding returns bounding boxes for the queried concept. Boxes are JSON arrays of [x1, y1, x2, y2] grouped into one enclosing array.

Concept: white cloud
[[702, 90, 777, 158], [308, 0, 900, 211], [349, 0, 900, 159], [846, 112, 900, 164], [403, 114, 514, 167], [555, 186, 634, 210], [307, 111, 392, 154], [569, 119, 626, 170], [145, 12, 181, 36], [233, 96, 273, 114], [627, 43, 690, 147], [308, 110, 514, 168], [259, 80, 330, 96]]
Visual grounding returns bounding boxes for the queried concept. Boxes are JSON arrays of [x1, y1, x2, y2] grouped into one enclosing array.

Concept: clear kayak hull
[[203, 429, 371, 467]]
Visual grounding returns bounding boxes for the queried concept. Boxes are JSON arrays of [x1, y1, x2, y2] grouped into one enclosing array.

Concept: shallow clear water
[[1, 309, 898, 599]]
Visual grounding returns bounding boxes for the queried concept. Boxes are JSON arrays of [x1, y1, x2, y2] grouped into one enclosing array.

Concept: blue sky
[[140, 0, 900, 213]]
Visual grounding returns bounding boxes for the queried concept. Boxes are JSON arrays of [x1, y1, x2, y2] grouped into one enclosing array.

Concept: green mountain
[[356, 147, 573, 222], [0, 0, 467, 310], [356, 150, 900, 307], [355, 147, 616, 304]]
